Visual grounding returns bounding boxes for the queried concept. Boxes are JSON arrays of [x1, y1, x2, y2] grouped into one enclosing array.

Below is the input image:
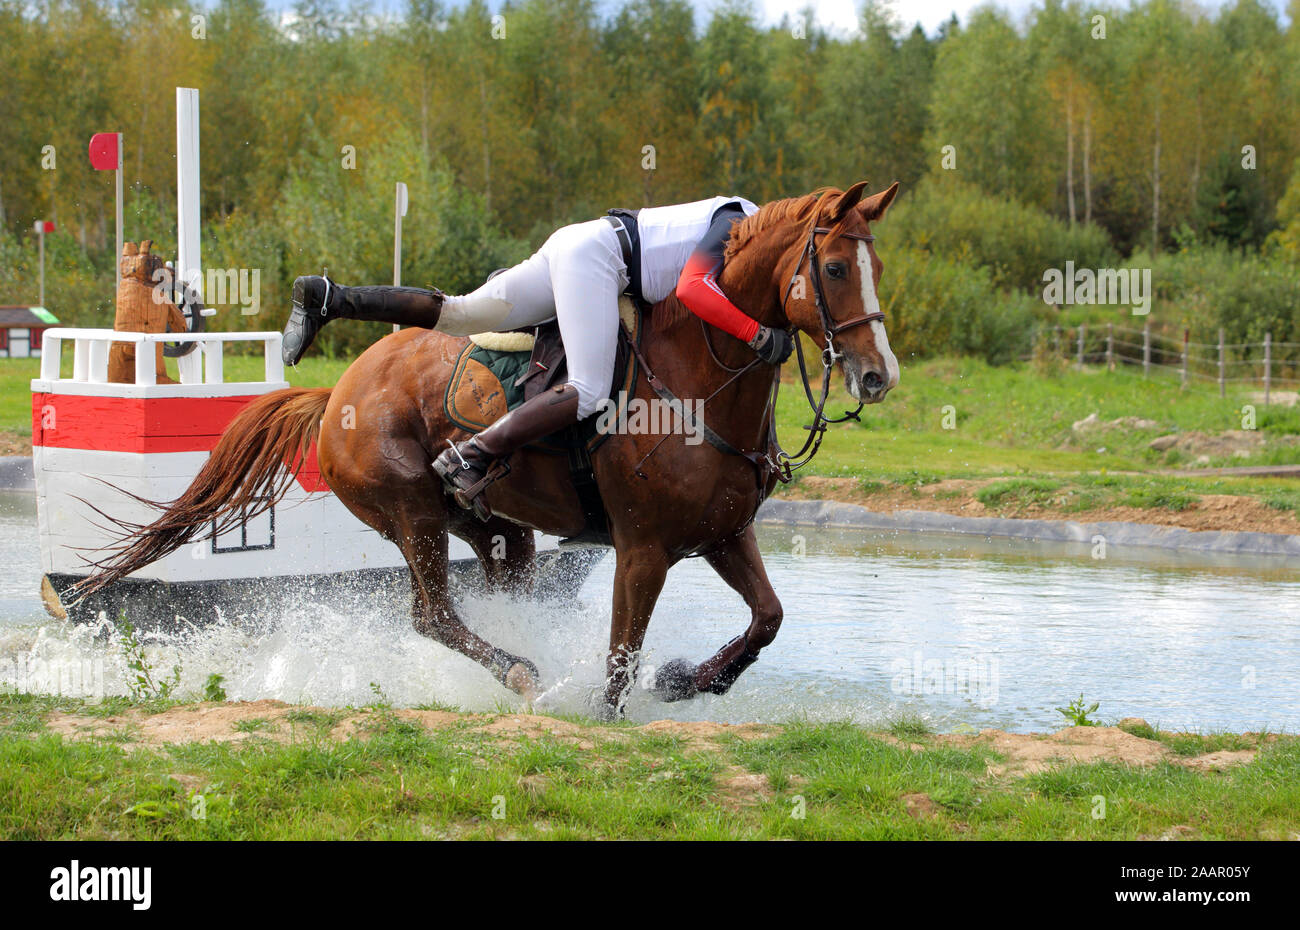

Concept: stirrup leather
[[437, 440, 510, 521], [452, 459, 511, 513]]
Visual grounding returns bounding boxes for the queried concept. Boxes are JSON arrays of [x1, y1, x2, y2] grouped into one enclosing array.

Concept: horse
[[76, 180, 901, 716]]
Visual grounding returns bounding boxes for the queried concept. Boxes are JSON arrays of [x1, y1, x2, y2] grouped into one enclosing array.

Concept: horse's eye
[[825, 263, 847, 280]]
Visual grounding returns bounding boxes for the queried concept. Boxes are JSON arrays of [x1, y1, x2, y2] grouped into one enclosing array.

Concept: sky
[[763, 0, 1003, 34], [735, 0, 1289, 36], [270, 0, 1291, 38]]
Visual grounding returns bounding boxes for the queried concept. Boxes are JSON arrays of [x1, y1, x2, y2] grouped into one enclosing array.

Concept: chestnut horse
[[79, 180, 900, 715]]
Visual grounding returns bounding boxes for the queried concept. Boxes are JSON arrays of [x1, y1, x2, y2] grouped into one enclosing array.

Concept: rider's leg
[[282, 278, 445, 365], [432, 220, 626, 519], [549, 223, 624, 421], [281, 252, 557, 366]]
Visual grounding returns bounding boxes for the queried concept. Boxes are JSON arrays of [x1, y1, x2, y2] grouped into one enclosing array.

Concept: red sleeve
[[675, 253, 760, 343]]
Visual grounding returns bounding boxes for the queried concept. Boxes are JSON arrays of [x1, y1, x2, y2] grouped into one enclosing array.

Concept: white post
[[393, 181, 408, 333], [1264, 332, 1272, 406], [178, 342, 203, 384], [176, 89, 202, 304], [40, 334, 61, 381], [134, 337, 156, 386], [1218, 328, 1225, 398], [114, 133, 123, 293], [87, 339, 109, 383], [73, 338, 90, 382], [35, 222, 45, 307], [264, 337, 285, 384]]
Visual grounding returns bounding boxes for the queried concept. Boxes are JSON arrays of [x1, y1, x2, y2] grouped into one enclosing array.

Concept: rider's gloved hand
[[748, 325, 794, 365]]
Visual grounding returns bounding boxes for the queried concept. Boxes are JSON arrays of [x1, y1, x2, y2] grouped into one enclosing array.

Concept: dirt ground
[[42, 699, 1257, 781], [0, 431, 30, 457], [783, 475, 1300, 536]]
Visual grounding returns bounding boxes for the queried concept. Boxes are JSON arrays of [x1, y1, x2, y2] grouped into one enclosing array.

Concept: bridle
[[771, 224, 882, 478], [628, 221, 887, 500]]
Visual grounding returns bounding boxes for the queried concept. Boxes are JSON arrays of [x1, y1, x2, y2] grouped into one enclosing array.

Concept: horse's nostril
[[862, 371, 884, 393]]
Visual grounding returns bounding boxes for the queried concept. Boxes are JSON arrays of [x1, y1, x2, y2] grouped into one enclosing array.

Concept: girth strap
[[563, 429, 611, 546]]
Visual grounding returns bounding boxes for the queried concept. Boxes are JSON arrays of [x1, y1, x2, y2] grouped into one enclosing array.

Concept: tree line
[[2, 0, 1299, 360]]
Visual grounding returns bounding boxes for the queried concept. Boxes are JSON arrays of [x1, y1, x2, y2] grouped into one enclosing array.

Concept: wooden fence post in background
[[1218, 328, 1226, 398], [1077, 324, 1085, 368], [1181, 327, 1189, 389], [1106, 323, 1114, 371], [1264, 332, 1272, 406], [1143, 321, 1151, 379]]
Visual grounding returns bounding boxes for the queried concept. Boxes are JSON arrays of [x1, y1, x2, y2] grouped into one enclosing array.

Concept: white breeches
[[438, 219, 628, 419]]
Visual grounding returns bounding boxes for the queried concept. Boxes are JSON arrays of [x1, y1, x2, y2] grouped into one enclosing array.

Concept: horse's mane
[[654, 187, 854, 331], [723, 187, 847, 262]]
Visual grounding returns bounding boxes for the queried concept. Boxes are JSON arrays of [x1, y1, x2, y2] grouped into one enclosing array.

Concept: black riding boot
[[433, 383, 581, 521], [282, 276, 446, 365]]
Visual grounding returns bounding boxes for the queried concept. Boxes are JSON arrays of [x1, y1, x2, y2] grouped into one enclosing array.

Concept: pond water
[[2, 489, 1298, 733]]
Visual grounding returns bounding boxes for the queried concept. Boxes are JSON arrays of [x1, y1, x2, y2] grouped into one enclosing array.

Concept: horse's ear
[[139, 239, 153, 254], [826, 181, 870, 221], [123, 242, 138, 256], [859, 181, 900, 222]]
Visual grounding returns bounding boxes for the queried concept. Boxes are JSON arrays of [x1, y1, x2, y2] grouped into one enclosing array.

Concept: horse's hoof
[[505, 662, 540, 701], [591, 698, 623, 723], [649, 658, 699, 702], [490, 649, 540, 699]]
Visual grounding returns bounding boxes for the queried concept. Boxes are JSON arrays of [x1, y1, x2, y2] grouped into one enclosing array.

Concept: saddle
[[443, 297, 642, 545]]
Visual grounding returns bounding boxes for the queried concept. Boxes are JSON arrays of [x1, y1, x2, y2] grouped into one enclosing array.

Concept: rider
[[279, 196, 794, 517]]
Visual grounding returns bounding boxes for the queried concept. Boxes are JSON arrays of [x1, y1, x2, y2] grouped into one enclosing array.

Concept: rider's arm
[[674, 206, 760, 344]]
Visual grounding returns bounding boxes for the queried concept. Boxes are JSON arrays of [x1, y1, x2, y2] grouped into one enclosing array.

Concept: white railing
[[37, 329, 285, 387]]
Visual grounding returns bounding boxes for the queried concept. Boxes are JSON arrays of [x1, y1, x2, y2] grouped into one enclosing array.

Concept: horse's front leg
[[601, 542, 670, 717], [651, 525, 782, 702]]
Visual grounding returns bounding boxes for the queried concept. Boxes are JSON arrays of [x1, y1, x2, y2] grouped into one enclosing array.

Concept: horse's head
[[733, 181, 901, 404]]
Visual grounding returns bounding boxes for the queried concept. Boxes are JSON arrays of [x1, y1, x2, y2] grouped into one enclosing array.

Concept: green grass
[[964, 474, 1208, 515], [770, 355, 1299, 516], [778, 355, 1300, 479], [0, 358, 39, 437], [6, 350, 1296, 518], [1, 696, 1296, 840]]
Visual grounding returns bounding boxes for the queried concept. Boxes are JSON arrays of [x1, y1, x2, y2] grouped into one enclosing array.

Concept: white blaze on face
[[856, 239, 899, 390]]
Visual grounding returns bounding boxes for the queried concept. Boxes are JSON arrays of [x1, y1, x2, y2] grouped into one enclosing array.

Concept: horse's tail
[[72, 387, 333, 600]]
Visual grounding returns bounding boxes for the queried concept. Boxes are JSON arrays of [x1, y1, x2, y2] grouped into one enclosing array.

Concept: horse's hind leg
[[447, 510, 535, 597], [650, 525, 782, 702], [393, 495, 542, 698]]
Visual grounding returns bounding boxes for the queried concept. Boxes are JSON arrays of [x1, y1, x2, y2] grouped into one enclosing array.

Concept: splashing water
[[4, 489, 1300, 732]]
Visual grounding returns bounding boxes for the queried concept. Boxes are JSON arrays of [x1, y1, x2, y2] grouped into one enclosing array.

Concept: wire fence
[[1027, 322, 1300, 402]]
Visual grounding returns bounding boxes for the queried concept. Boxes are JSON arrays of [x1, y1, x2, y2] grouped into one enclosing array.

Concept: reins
[[627, 221, 883, 493]]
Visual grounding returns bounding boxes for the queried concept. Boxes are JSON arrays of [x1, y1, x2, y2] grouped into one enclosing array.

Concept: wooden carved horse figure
[[77, 181, 900, 716]]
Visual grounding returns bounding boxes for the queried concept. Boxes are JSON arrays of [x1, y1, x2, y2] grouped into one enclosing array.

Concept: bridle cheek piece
[[772, 225, 883, 478]]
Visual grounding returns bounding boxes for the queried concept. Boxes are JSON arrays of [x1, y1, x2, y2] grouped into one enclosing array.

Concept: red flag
[[88, 132, 121, 171], [33, 220, 54, 234]]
